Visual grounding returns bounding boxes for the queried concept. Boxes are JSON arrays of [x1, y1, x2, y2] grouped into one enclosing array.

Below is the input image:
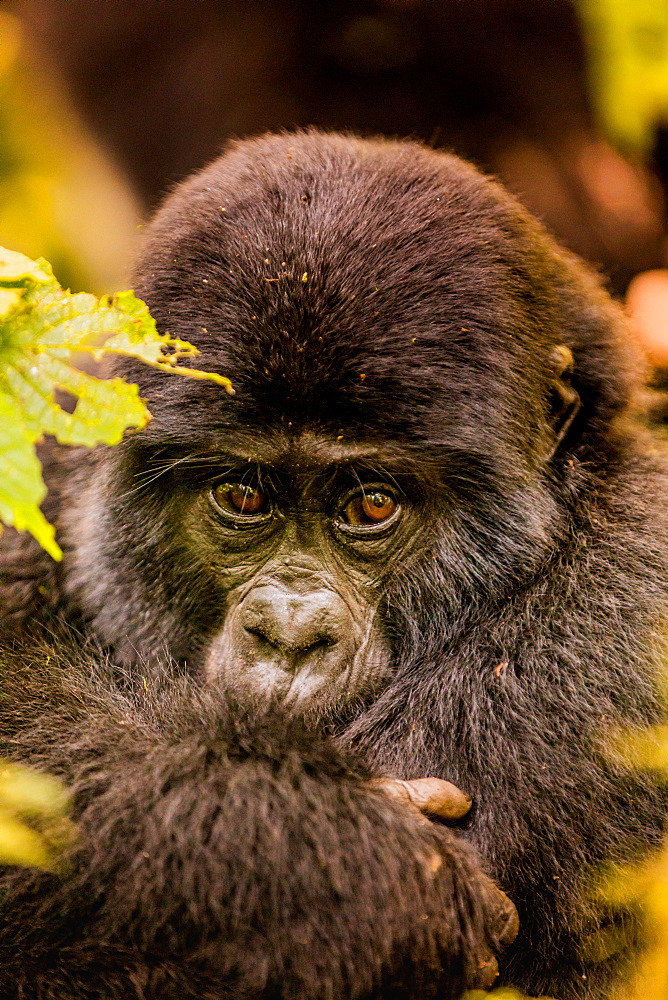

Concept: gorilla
[[1, 130, 668, 1000]]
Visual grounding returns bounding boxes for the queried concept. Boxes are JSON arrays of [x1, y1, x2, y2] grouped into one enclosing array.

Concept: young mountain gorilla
[[1, 131, 668, 999]]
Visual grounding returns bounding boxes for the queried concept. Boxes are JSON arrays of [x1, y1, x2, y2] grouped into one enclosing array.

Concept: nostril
[[299, 637, 336, 658], [291, 635, 339, 673], [243, 624, 338, 667], [243, 626, 279, 650]]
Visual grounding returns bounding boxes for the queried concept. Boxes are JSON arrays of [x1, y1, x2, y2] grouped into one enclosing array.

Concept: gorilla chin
[[1, 129, 668, 1000]]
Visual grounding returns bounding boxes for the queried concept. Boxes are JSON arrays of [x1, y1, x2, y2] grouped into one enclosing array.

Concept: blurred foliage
[[577, 0, 668, 155], [0, 9, 139, 294], [0, 246, 233, 559], [465, 989, 552, 999], [0, 3, 135, 883], [602, 723, 668, 999], [0, 760, 75, 871], [604, 845, 668, 998]]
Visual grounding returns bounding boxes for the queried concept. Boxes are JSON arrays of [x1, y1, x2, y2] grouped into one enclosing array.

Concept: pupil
[[231, 486, 262, 511], [214, 482, 267, 516], [360, 492, 396, 523]]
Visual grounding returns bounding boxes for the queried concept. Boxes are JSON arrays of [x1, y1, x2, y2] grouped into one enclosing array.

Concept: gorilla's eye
[[339, 488, 401, 532], [211, 482, 271, 522]]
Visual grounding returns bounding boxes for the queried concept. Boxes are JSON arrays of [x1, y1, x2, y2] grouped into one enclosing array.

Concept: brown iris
[[342, 491, 398, 527], [213, 483, 268, 516]]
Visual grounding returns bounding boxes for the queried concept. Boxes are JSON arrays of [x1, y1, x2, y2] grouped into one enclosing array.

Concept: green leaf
[[0, 247, 52, 286], [0, 389, 59, 559], [0, 245, 233, 558]]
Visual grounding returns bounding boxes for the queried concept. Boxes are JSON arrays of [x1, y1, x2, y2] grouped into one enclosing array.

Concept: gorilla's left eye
[[338, 488, 401, 532], [211, 482, 272, 523]]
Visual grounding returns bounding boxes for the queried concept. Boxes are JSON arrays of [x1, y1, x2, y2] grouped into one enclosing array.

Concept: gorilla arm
[[0, 634, 515, 1000]]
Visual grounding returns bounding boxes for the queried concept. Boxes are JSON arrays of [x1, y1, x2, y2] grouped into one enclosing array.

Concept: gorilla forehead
[[126, 131, 556, 446]]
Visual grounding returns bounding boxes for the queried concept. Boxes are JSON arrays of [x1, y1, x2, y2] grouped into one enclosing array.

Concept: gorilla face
[[154, 427, 411, 709], [198, 437, 400, 707], [60, 131, 603, 718], [62, 426, 434, 715]]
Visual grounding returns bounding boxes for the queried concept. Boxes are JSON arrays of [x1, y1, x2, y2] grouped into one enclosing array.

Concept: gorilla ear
[[542, 345, 581, 463]]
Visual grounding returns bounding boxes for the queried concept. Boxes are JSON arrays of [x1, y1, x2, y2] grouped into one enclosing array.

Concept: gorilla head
[[58, 131, 630, 721]]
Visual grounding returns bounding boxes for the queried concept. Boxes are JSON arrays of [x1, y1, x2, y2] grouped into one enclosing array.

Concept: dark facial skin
[[198, 439, 396, 710], [65, 427, 442, 718], [176, 434, 402, 711]]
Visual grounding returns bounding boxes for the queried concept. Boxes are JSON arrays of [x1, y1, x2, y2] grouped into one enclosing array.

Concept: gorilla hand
[[371, 775, 518, 989]]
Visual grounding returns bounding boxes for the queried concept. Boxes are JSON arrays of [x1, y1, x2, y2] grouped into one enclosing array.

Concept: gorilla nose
[[239, 585, 350, 675]]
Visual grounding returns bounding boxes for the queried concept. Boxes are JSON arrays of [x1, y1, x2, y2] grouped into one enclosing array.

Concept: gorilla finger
[[369, 776, 472, 821], [469, 954, 500, 990], [479, 872, 520, 947]]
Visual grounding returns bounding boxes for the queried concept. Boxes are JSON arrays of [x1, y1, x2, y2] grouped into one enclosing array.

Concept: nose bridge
[[271, 547, 331, 585]]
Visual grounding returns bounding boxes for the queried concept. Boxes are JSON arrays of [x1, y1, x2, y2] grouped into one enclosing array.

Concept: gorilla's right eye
[[211, 482, 272, 524]]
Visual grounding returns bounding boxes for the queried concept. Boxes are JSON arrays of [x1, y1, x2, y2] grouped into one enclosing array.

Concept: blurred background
[[1, 0, 668, 351]]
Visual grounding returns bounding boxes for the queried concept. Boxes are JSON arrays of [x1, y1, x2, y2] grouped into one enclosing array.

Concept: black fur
[[0, 640, 509, 999], [1, 131, 668, 998]]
